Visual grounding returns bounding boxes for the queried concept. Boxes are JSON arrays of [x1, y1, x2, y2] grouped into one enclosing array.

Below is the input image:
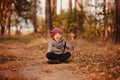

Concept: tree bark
[[7, 1, 12, 35], [33, 0, 37, 33], [45, 0, 52, 30], [76, 0, 84, 33], [51, 0, 57, 16], [69, 0, 72, 12], [1, 24, 5, 35], [104, 0, 108, 40], [115, 0, 120, 44], [108, 0, 112, 13], [0, 1, 5, 35]]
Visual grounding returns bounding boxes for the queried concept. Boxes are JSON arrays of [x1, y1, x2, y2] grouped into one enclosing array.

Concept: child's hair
[[49, 28, 62, 38]]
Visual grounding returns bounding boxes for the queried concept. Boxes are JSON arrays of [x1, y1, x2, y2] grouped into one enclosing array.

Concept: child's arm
[[47, 41, 53, 52], [65, 42, 74, 50]]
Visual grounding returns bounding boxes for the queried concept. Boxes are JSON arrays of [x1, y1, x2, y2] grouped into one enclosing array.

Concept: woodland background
[[0, 0, 120, 43], [0, 0, 120, 80]]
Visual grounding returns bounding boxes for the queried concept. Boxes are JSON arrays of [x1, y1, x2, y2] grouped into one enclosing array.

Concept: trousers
[[46, 52, 71, 62]]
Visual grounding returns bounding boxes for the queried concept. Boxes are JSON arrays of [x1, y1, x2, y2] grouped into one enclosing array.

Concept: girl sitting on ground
[[46, 28, 74, 64]]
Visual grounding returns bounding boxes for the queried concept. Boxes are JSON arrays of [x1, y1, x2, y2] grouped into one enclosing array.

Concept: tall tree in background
[[107, 0, 115, 40], [74, 0, 77, 18], [45, 0, 52, 30], [115, 0, 120, 44], [76, 0, 85, 33], [7, 0, 12, 35], [51, 0, 57, 16], [68, 0, 72, 31], [108, 0, 112, 13], [69, 0, 72, 12], [0, 0, 5, 35], [0, 0, 13, 35], [33, 0, 37, 33], [104, 0, 108, 40]]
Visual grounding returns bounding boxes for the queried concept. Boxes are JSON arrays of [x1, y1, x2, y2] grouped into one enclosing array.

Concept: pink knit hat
[[50, 28, 62, 38]]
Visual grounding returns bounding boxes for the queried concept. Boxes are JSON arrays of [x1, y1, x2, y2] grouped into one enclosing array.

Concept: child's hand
[[51, 46, 57, 51], [71, 46, 74, 50]]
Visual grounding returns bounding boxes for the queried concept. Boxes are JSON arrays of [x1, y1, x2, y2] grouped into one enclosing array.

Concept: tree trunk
[[76, 0, 83, 11], [33, 0, 37, 33], [51, 0, 57, 16], [0, 1, 5, 35], [69, 0, 72, 12], [76, 0, 84, 33], [104, 0, 108, 41], [1, 24, 5, 35], [45, 0, 52, 30], [115, 0, 120, 44], [74, 0, 77, 18], [7, 1, 12, 35], [108, 0, 112, 13]]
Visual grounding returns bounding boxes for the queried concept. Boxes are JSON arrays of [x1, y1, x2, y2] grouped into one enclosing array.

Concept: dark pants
[[46, 52, 71, 63]]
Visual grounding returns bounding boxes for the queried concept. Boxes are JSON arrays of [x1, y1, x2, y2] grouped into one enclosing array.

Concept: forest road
[[0, 43, 91, 80]]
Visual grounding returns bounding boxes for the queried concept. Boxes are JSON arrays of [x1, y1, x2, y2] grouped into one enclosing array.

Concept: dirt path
[[0, 43, 88, 80], [0, 39, 119, 80], [18, 63, 83, 80]]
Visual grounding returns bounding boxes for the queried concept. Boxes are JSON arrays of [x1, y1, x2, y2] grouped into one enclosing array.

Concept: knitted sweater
[[47, 39, 74, 54]]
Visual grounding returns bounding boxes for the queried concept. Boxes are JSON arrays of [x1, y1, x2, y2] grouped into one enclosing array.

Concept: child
[[46, 28, 74, 64]]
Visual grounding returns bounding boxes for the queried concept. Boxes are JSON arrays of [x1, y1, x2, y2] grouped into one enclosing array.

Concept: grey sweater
[[47, 39, 74, 54]]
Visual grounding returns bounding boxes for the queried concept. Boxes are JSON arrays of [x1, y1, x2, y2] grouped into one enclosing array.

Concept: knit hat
[[50, 28, 62, 38]]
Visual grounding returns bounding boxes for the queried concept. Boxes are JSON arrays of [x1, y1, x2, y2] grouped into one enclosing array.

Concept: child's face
[[53, 33, 62, 41]]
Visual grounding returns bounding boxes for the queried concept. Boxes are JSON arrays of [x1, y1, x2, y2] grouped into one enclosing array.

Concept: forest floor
[[0, 36, 119, 80]]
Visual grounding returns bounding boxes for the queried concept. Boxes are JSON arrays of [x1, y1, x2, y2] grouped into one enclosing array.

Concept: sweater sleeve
[[47, 41, 52, 52], [65, 42, 74, 50]]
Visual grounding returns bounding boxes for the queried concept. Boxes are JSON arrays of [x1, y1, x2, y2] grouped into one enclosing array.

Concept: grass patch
[[0, 55, 29, 64], [0, 55, 17, 64], [0, 36, 32, 44]]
